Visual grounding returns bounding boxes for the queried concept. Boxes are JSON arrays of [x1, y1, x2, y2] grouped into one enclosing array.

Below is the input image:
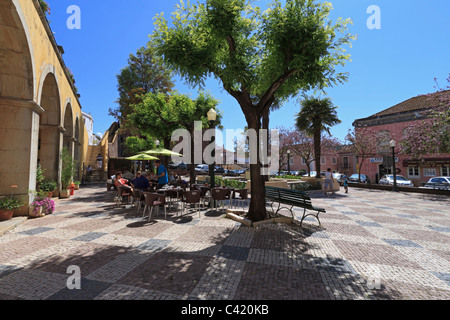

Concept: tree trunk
[[261, 108, 270, 182], [246, 110, 267, 222], [189, 128, 196, 185], [314, 128, 321, 179]]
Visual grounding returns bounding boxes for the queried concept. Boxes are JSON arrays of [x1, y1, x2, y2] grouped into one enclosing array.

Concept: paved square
[[0, 185, 448, 300]]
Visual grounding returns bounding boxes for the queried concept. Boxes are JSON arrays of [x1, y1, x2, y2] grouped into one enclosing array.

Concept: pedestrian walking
[[323, 168, 335, 195], [343, 175, 349, 193]]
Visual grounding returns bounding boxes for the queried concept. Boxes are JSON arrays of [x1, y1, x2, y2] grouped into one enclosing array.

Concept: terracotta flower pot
[[0, 209, 14, 221]]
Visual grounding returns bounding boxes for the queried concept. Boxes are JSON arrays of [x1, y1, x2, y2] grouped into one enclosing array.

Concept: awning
[[403, 158, 450, 167]]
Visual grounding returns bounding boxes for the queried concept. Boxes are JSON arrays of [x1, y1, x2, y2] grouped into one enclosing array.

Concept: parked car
[[214, 166, 225, 174], [195, 164, 209, 173], [302, 171, 325, 177], [348, 173, 370, 184], [169, 162, 188, 170], [423, 176, 450, 190], [379, 174, 413, 187]]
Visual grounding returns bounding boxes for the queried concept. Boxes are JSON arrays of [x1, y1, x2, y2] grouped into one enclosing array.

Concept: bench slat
[[265, 186, 325, 226]]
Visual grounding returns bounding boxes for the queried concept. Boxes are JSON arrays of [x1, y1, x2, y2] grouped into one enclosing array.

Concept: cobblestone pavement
[[0, 184, 449, 301]]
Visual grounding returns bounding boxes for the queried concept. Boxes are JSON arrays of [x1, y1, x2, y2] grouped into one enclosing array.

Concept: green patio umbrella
[[125, 153, 159, 161], [143, 147, 182, 157]]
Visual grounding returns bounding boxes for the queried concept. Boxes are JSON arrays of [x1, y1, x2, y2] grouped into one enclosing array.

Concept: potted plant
[[40, 179, 57, 197], [29, 199, 44, 218], [0, 185, 23, 221], [29, 196, 55, 218], [73, 181, 81, 190], [60, 147, 75, 198]]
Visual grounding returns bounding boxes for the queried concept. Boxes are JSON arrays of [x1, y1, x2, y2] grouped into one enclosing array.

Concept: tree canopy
[[150, 0, 354, 221], [295, 96, 341, 177]]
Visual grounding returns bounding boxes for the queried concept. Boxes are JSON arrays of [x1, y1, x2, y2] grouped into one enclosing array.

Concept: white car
[[423, 176, 450, 190], [379, 175, 413, 187], [195, 164, 209, 173]]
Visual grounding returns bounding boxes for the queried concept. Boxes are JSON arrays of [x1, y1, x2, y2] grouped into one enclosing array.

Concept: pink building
[[353, 91, 450, 186]]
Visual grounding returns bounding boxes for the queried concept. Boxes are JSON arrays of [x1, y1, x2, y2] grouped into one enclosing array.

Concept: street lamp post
[[207, 108, 217, 207], [287, 150, 291, 175], [390, 140, 399, 192]]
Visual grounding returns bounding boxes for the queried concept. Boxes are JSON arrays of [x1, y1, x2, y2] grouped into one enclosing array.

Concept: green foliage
[[61, 148, 75, 190], [295, 96, 341, 177], [215, 176, 247, 189], [295, 96, 341, 135], [0, 197, 22, 210], [110, 45, 175, 131], [40, 179, 57, 192], [128, 91, 222, 143], [124, 135, 157, 155], [0, 185, 22, 210], [151, 0, 354, 101], [39, 0, 50, 15], [36, 164, 45, 190], [278, 174, 302, 180]]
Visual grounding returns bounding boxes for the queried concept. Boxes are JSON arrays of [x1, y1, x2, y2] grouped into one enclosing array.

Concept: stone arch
[[0, 0, 37, 197], [74, 116, 81, 179], [38, 71, 61, 182], [0, 0, 35, 100], [63, 102, 74, 152]]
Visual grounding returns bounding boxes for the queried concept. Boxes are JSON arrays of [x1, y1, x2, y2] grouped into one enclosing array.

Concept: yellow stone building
[[0, 0, 103, 214]]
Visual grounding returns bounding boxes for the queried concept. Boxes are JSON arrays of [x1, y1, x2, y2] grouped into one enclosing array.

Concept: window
[[343, 157, 349, 169], [423, 168, 437, 177], [408, 167, 419, 177], [321, 156, 326, 165], [332, 157, 337, 164], [289, 158, 294, 166], [377, 130, 391, 153], [442, 166, 450, 176], [301, 158, 306, 165]]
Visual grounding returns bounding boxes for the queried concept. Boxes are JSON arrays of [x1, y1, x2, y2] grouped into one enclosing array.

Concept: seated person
[[131, 171, 150, 190], [146, 171, 157, 186], [168, 171, 176, 185], [114, 172, 133, 192], [122, 169, 135, 180]]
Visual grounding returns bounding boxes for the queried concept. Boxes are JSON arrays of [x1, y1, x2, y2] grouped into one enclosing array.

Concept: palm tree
[[295, 96, 341, 178]]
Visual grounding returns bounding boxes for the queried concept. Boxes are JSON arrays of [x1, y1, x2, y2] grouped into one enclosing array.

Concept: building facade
[[0, 0, 94, 213], [353, 91, 450, 186]]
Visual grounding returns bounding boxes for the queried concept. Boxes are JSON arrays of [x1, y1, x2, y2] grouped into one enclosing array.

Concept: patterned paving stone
[[0, 184, 448, 301]]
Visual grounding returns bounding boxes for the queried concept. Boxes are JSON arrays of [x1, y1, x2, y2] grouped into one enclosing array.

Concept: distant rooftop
[[353, 90, 449, 126]]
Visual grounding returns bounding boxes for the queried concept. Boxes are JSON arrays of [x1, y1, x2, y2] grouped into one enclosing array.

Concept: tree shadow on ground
[[6, 187, 413, 300]]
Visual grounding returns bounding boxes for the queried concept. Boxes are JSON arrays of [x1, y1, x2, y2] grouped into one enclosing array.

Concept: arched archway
[[38, 71, 61, 182], [0, 0, 35, 100], [74, 117, 81, 179], [0, 0, 37, 199], [63, 103, 74, 151]]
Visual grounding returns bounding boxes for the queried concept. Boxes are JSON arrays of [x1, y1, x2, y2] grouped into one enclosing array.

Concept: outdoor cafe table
[[156, 187, 184, 214]]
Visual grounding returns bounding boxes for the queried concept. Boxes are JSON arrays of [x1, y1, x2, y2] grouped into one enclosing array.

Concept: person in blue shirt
[[130, 171, 150, 190], [343, 175, 349, 193], [155, 160, 168, 189]]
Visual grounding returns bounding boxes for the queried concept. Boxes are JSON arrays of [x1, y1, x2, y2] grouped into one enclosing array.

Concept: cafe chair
[[181, 190, 202, 217], [142, 192, 167, 222]]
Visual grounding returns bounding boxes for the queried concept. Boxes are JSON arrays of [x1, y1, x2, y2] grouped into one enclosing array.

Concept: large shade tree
[[109, 46, 175, 155], [295, 96, 341, 178], [151, 0, 354, 221], [128, 91, 221, 182]]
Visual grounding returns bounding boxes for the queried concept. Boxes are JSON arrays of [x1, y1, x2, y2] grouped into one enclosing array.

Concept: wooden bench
[[265, 186, 325, 226]]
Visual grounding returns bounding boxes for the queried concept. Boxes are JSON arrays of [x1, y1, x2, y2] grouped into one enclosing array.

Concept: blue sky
[[46, 0, 450, 142]]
